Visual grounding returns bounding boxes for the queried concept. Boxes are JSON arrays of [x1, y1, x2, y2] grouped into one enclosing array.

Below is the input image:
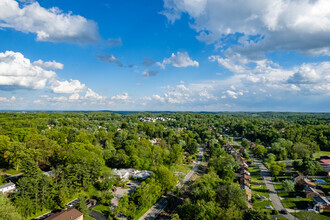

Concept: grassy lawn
[[84, 215, 95, 220], [292, 211, 330, 220], [171, 163, 193, 174], [320, 184, 330, 196], [282, 198, 312, 209], [313, 151, 330, 159], [251, 184, 269, 198], [1, 168, 22, 175], [277, 191, 296, 198], [92, 204, 111, 216], [272, 175, 291, 182], [253, 200, 273, 214], [249, 163, 274, 214], [249, 164, 264, 184], [274, 183, 283, 191]]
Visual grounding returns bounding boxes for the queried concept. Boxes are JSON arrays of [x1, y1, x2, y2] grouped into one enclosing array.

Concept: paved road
[[139, 145, 204, 220], [253, 157, 296, 220]]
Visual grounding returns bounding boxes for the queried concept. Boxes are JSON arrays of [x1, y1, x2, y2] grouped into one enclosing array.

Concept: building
[[0, 182, 15, 194], [293, 173, 316, 188], [313, 196, 330, 212], [113, 168, 153, 180], [87, 199, 97, 208], [317, 156, 330, 175], [245, 188, 252, 202], [45, 208, 83, 220], [304, 186, 325, 199], [43, 170, 56, 178], [149, 138, 161, 145]]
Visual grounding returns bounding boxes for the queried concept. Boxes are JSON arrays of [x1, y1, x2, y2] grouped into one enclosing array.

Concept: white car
[[265, 205, 273, 209]]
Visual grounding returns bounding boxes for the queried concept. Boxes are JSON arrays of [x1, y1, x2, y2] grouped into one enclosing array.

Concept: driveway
[[253, 157, 297, 220], [111, 181, 141, 211], [90, 210, 110, 220]]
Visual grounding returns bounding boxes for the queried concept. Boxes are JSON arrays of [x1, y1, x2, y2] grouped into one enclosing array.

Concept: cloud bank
[[0, 0, 99, 43]]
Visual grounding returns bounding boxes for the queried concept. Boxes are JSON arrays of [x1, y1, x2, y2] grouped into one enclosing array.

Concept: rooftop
[[319, 159, 330, 165], [45, 208, 83, 220], [313, 196, 330, 205], [0, 182, 15, 190]]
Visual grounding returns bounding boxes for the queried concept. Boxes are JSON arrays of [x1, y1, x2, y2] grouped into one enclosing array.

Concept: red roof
[[320, 159, 330, 165]]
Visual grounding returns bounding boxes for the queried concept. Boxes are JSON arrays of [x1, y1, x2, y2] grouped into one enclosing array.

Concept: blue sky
[[0, 0, 329, 112]]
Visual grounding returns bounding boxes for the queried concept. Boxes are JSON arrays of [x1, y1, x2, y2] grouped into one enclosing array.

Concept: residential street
[[253, 157, 297, 220], [139, 145, 204, 220]]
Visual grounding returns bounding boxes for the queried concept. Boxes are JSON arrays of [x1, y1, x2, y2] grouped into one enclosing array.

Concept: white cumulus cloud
[[50, 79, 86, 94], [162, 0, 330, 55], [33, 60, 64, 70], [84, 88, 105, 100], [157, 52, 199, 69], [0, 51, 56, 90], [111, 92, 129, 101], [0, 0, 99, 43]]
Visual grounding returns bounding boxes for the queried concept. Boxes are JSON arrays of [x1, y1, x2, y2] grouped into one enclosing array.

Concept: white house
[[113, 168, 153, 180], [0, 182, 16, 194]]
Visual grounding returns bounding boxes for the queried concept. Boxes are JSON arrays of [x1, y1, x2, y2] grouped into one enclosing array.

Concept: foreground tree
[[0, 194, 21, 220], [282, 179, 295, 192], [76, 195, 90, 216]]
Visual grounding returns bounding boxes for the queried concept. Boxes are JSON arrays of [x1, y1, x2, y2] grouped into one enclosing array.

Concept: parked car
[[257, 196, 266, 199], [265, 205, 273, 209], [280, 209, 288, 214]]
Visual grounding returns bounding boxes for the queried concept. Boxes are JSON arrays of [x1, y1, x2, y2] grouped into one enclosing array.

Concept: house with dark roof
[[45, 208, 83, 220], [304, 186, 325, 199], [313, 196, 330, 211], [0, 182, 15, 195]]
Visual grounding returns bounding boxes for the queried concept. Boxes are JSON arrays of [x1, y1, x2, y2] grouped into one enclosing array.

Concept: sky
[[0, 0, 329, 112]]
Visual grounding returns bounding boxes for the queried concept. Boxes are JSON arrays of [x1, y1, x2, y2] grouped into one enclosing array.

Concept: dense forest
[[0, 112, 329, 219]]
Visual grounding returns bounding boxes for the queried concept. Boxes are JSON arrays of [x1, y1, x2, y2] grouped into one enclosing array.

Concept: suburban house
[[317, 156, 330, 176], [113, 168, 153, 180], [226, 144, 237, 154], [304, 186, 325, 198], [0, 182, 15, 194], [149, 138, 161, 145], [245, 188, 252, 202], [43, 170, 56, 178], [240, 178, 251, 188], [45, 208, 83, 220], [240, 169, 250, 176], [313, 196, 330, 212], [293, 173, 316, 188], [241, 162, 249, 169], [45, 208, 84, 220]]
